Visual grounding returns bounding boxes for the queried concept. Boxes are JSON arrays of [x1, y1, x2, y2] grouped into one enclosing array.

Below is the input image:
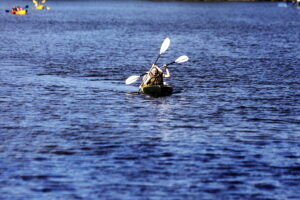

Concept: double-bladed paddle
[[5, 5, 29, 13], [125, 38, 170, 85], [125, 55, 189, 85]]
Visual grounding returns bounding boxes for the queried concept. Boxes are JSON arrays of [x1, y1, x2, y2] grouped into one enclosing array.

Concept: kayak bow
[[140, 84, 173, 97]]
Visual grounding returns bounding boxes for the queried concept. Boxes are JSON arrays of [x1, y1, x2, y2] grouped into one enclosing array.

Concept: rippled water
[[1, 1, 300, 199]]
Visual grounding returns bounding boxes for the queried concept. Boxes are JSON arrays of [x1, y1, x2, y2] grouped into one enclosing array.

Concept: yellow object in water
[[35, 5, 51, 10], [14, 10, 27, 15], [35, 5, 44, 10]]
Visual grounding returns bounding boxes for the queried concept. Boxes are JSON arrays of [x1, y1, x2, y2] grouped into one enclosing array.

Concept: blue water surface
[[0, 1, 300, 199]]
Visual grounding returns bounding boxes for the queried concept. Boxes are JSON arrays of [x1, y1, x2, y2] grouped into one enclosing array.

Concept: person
[[33, 0, 40, 7], [33, 0, 46, 7], [12, 5, 18, 12], [140, 64, 170, 87], [10, 5, 22, 14]]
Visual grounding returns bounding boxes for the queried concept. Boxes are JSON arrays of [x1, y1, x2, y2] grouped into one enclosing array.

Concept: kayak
[[140, 84, 173, 97], [34, 5, 51, 10], [35, 5, 44, 10], [10, 10, 27, 15]]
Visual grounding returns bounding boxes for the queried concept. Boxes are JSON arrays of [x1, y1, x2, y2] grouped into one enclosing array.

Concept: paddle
[[125, 55, 189, 85], [6, 5, 29, 13], [125, 75, 142, 85], [153, 37, 170, 65], [165, 55, 189, 67], [125, 38, 170, 85]]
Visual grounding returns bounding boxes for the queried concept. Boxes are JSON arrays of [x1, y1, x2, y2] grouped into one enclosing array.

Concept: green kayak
[[140, 84, 173, 97]]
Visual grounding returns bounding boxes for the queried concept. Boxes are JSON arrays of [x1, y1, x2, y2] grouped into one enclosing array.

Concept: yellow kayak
[[33, 0, 50, 10], [9, 10, 27, 15], [34, 5, 51, 10], [35, 5, 44, 10]]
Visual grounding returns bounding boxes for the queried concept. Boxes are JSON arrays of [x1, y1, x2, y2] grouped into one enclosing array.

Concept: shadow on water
[[34, 74, 137, 93]]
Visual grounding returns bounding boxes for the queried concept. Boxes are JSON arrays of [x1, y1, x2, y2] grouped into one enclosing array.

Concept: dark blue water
[[1, 1, 300, 199]]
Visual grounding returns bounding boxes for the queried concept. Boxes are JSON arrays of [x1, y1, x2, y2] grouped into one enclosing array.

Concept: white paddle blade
[[175, 55, 189, 64], [159, 38, 170, 54], [125, 75, 140, 85]]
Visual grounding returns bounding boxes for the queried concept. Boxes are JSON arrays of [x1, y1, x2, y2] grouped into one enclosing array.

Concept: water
[[1, 1, 300, 199]]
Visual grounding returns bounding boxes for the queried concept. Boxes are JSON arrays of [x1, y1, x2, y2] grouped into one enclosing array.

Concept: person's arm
[[163, 64, 171, 78], [142, 73, 151, 85], [155, 65, 163, 73]]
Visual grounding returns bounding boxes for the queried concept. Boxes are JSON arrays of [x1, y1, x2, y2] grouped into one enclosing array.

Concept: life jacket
[[147, 71, 163, 85]]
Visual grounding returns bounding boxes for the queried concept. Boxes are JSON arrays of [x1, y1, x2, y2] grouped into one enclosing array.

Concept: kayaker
[[33, 0, 44, 7], [141, 64, 170, 86], [33, 0, 40, 7], [11, 5, 22, 14], [12, 5, 18, 12]]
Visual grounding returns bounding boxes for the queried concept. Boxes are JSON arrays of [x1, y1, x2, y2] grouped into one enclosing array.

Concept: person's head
[[151, 67, 158, 75]]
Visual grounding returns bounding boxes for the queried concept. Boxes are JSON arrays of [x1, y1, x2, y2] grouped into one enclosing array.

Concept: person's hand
[[163, 64, 167, 68]]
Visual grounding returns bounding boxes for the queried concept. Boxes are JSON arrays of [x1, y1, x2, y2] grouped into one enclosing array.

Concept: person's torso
[[148, 71, 163, 85]]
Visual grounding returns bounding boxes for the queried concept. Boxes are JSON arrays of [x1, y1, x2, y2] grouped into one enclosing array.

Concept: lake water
[[1, 1, 300, 199]]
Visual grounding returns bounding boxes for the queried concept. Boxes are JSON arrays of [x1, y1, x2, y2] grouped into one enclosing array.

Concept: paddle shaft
[[166, 61, 175, 66], [153, 54, 161, 65]]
